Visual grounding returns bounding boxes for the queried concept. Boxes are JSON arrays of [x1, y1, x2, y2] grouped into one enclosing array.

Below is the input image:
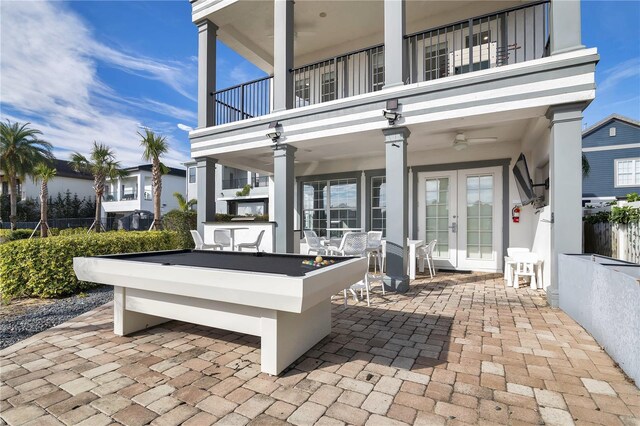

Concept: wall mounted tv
[[512, 153, 537, 205]]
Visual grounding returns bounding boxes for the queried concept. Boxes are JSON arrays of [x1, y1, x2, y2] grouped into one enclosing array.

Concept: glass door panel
[[418, 171, 457, 269]]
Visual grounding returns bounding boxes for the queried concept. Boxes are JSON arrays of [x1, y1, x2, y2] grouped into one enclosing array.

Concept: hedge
[[0, 229, 34, 244], [0, 231, 180, 301], [163, 210, 196, 249]]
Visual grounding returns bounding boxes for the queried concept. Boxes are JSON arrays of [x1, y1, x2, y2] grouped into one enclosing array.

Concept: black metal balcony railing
[[292, 44, 384, 108], [222, 176, 270, 190], [214, 76, 272, 126], [405, 1, 550, 84], [210, 1, 550, 126]]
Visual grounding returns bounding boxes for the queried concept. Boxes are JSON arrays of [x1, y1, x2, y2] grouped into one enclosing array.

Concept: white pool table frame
[[73, 251, 367, 375]]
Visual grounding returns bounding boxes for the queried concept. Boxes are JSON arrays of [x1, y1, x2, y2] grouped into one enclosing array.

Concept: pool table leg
[[113, 286, 169, 336], [261, 299, 332, 376]]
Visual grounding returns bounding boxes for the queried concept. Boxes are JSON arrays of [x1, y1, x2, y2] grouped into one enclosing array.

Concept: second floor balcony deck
[[212, 1, 549, 127]]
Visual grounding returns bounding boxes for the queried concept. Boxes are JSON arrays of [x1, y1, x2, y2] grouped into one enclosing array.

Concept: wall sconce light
[[382, 110, 401, 125], [266, 121, 281, 143]]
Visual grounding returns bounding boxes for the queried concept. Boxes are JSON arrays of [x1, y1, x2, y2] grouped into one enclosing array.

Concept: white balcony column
[[197, 19, 218, 128], [383, 127, 410, 292], [547, 104, 584, 308], [383, 0, 407, 88], [273, 0, 294, 112], [117, 177, 122, 201], [550, 0, 584, 55], [196, 157, 218, 236], [137, 174, 142, 201], [273, 144, 296, 253]]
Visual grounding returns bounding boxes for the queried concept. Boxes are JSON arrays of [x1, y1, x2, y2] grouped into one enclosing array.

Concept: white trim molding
[[614, 157, 640, 188], [583, 143, 640, 152]]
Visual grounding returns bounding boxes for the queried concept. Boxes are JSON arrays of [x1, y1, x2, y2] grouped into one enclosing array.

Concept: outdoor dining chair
[[417, 239, 437, 278], [236, 230, 265, 252], [190, 230, 222, 250], [213, 229, 232, 250], [366, 231, 384, 273], [303, 230, 326, 255], [504, 247, 530, 286]]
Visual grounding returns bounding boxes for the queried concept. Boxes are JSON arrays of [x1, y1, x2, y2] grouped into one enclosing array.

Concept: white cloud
[[177, 123, 193, 132], [0, 1, 195, 168], [598, 57, 640, 95]]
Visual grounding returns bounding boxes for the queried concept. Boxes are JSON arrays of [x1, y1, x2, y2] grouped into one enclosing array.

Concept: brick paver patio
[[1, 272, 639, 425]]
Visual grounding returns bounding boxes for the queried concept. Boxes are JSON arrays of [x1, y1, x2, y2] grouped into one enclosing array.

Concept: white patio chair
[[190, 230, 222, 251], [237, 230, 265, 252], [505, 247, 530, 286], [366, 231, 384, 273], [213, 229, 232, 250], [304, 230, 326, 255], [513, 252, 543, 289], [328, 232, 368, 256], [417, 239, 437, 278]]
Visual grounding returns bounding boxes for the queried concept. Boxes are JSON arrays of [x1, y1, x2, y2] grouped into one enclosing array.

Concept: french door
[[417, 167, 503, 272]]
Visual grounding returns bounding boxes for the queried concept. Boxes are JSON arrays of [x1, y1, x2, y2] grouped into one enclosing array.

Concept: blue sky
[[0, 1, 638, 167]]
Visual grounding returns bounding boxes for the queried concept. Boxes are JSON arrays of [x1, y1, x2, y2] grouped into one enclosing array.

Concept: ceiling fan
[[452, 132, 498, 151]]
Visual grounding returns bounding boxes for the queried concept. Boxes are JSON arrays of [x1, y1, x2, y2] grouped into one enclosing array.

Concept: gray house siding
[[582, 118, 640, 199]]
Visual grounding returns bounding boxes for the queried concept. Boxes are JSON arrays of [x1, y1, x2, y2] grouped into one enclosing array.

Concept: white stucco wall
[[19, 176, 94, 201], [559, 254, 640, 385]]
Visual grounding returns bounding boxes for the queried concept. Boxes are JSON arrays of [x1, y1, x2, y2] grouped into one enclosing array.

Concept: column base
[[383, 275, 410, 293], [547, 286, 559, 309]]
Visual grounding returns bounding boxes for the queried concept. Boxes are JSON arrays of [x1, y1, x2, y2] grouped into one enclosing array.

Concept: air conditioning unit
[[448, 42, 497, 75]]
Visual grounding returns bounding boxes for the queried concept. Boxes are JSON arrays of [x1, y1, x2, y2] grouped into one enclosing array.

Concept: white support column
[[273, 144, 296, 253], [197, 19, 217, 128], [383, 0, 407, 89], [547, 104, 584, 308], [383, 127, 410, 292], [117, 177, 122, 201], [550, 0, 584, 55], [273, 0, 294, 112], [196, 157, 218, 236], [136, 174, 142, 201]]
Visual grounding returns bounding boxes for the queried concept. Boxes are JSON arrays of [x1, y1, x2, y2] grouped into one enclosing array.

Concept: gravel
[[0, 286, 113, 350]]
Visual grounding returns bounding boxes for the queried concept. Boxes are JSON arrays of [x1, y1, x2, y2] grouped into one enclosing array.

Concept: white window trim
[[614, 157, 640, 188]]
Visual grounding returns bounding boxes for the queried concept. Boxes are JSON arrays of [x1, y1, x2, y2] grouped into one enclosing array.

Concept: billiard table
[[73, 250, 368, 375]]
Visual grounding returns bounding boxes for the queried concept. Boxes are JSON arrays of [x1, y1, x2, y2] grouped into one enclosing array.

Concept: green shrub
[[0, 229, 34, 243], [0, 231, 180, 301], [59, 227, 90, 236], [163, 210, 196, 249], [610, 206, 640, 224]]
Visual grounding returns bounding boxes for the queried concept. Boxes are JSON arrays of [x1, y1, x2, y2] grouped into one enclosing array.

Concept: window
[[466, 175, 494, 260], [371, 176, 386, 237], [370, 49, 384, 92], [295, 78, 310, 107], [188, 167, 196, 183], [302, 178, 358, 238], [1, 181, 7, 195], [465, 30, 491, 48], [425, 43, 448, 81], [609, 127, 617, 137], [615, 158, 640, 187], [321, 71, 336, 102]]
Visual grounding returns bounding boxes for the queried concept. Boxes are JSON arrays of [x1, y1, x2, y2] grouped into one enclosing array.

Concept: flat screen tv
[[512, 153, 537, 205]]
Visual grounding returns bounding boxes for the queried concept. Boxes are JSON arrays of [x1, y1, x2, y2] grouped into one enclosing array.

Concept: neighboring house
[[185, 161, 270, 216], [0, 159, 94, 201], [582, 114, 640, 204], [102, 165, 186, 222], [187, 0, 597, 306]]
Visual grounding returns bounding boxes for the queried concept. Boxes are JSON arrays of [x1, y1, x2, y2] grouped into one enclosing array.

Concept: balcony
[[221, 176, 270, 190], [210, 1, 549, 127]]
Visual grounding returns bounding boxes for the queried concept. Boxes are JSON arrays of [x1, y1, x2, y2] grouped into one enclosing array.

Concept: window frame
[[370, 176, 386, 237], [188, 167, 196, 184], [614, 158, 640, 188]]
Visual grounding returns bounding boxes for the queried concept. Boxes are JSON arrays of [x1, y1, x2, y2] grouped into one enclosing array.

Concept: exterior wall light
[[266, 121, 281, 143], [383, 110, 401, 125]]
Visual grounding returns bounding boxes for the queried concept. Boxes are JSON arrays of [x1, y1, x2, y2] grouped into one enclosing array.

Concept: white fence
[[583, 221, 640, 264]]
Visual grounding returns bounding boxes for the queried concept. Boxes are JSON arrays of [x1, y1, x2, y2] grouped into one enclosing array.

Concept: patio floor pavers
[[1, 272, 639, 425]]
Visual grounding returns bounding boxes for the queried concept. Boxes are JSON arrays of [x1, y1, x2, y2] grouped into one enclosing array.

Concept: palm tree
[[0, 120, 54, 230], [139, 129, 169, 230], [173, 192, 197, 212], [69, 142, 126, 232], [582, 153, 591, 177], [31, 163, 56, 237]]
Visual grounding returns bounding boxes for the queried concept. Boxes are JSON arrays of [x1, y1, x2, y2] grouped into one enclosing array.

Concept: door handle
[[449, 222, 457, 233]]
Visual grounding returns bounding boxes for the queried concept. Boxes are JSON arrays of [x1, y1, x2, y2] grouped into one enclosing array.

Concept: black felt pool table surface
[[100, 250, 351, 277]]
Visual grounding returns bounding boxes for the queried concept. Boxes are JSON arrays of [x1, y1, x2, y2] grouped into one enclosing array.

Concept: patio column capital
[[383, 126, 411, 143]]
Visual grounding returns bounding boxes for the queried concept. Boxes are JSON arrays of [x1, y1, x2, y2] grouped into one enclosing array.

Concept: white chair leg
[[343, 289, 348, 307], [514, 272, 520, 289], [419, 256, 425, 273]]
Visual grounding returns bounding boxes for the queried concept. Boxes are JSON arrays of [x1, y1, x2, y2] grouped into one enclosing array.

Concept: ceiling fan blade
[[468, 137, 498, 144]]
